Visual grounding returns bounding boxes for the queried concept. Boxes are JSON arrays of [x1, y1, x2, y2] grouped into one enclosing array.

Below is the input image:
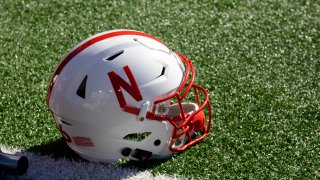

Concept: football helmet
[[47, 30, 211, 163]]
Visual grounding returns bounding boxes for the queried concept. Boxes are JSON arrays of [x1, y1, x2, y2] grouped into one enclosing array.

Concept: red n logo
[[108, 65, 143, 108]]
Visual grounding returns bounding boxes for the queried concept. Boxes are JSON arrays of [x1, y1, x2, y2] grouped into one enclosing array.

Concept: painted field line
[[1, 146, 180, 180]]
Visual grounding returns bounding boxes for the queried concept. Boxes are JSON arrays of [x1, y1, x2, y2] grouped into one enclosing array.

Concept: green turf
[[0, 0, 319, 179]]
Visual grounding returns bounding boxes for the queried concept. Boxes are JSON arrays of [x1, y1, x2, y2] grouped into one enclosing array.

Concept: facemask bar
[[146, 54, 212, 152], [121, 53, 211, 152], [168, 84, 211, 152], [154, 53, 195, 103]]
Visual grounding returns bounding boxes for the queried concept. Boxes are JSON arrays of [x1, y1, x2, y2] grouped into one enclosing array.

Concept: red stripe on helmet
[[46, 30, 165, 105]]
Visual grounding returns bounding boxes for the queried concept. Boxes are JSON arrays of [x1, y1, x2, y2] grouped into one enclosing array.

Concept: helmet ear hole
[[121, 147, 132, 157], [154, 139, 161, 146]]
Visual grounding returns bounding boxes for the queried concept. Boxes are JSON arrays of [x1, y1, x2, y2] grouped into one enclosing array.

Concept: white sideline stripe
[[1, 146, 180, 180]]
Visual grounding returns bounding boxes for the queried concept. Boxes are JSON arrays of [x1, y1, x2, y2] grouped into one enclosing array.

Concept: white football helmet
[[47, 30, 211, 163]]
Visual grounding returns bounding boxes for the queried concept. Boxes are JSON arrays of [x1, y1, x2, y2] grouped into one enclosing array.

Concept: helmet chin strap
[[167, 102, 205, 147]]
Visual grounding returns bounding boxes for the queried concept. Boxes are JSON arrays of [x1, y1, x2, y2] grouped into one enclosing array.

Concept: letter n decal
[[108, 65, 143, 108]]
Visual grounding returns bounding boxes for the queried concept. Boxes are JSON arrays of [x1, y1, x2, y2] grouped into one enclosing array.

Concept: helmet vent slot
[[123, 132, 151, 141], [76, 75, 88, 99], [154, 67, 166, 80], [160, 67, 166, 76], [105, 50, 124, 61]]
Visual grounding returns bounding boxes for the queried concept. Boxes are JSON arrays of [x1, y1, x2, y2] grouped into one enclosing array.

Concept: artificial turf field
[[0, 0, 319, 179]]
